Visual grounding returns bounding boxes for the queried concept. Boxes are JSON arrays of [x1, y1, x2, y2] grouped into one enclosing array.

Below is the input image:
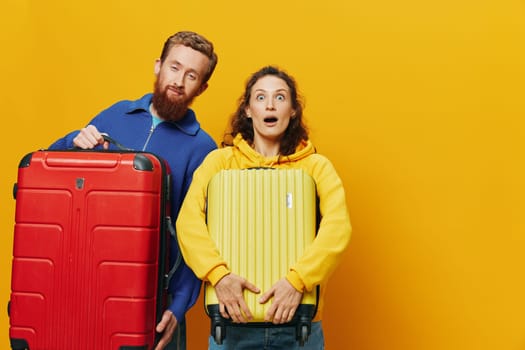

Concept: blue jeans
[[208, 321, 324, 350], [164, 317, 186, 350]]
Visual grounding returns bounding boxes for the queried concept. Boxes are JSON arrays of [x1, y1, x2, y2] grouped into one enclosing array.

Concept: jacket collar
[[232, 134, 315, 166], [126, 93, 201, 136]]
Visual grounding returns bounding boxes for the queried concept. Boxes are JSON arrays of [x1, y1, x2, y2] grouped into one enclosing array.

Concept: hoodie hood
[[232, 133, 315, 168]]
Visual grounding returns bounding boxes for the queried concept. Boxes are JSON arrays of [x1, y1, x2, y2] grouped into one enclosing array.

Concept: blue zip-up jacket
[[49, 93, 218, 322]]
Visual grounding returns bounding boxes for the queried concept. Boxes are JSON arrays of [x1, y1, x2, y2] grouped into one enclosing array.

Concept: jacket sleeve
[[168, 138, 217, 320], [286, 155, 352, 292], [176, 150, 231, 286], [167, 254, 201, 322]]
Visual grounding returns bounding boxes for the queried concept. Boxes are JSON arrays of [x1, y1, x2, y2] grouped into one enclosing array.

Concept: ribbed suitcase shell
[[205, 168, 317, 321], [9, 150, 170, 350]]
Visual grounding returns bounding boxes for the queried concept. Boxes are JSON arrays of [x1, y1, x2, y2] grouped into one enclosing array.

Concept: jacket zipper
[[142, 124, 155, 151]]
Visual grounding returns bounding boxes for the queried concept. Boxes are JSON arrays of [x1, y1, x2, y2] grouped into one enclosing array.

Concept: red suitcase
[[8, 148, 172, 350]]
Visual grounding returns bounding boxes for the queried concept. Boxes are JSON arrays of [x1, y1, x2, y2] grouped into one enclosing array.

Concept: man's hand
[[260, 278, 303, 324], [73, 125, 109, 149], [154, 310, 178, 350], [214, 273, 260, 323]]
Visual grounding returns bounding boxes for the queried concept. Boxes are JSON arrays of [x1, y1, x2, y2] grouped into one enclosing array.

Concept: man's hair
[[160, 31, 218, 84], [225, 66, 309, 156]]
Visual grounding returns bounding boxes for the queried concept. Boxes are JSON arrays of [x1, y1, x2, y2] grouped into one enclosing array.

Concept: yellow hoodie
[[176, 134, 352, 321]]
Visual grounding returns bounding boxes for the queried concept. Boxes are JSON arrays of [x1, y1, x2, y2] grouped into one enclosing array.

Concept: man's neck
[[149, 103, 163, 120]]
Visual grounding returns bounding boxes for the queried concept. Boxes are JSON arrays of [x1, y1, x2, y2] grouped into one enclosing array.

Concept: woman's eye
[[256, 95, 265, 101], [276, 94, 285, 101]]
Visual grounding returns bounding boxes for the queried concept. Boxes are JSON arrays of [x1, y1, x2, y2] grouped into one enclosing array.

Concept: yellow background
[[2, 0, 525, 349]]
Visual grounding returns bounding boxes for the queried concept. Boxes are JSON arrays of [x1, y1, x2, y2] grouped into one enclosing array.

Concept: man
[[49, 31, 218, 349]]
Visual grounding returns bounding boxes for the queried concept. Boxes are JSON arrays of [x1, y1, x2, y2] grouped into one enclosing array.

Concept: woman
[[176, 66, 352, 349]]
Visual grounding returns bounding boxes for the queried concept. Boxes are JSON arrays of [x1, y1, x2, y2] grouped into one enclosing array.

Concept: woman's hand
[[214, 273, 260, 323], [260, 278, 303, 324]]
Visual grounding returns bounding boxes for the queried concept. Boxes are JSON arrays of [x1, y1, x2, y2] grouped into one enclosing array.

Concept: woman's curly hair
[[223, 66, 309, 156]]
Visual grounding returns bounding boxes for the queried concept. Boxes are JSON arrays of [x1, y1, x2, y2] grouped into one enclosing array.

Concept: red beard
[[151, 79, 195, 122]]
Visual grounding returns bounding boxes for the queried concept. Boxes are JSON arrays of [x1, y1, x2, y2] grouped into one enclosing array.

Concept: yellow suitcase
[[205, 168, 318, 346]]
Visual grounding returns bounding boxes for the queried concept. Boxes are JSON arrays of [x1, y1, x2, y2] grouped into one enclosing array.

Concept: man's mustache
[[166, 85, 184, 95]]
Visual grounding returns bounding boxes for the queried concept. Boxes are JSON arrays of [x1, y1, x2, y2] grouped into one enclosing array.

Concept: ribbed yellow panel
[[205, 168, 317, 321]]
